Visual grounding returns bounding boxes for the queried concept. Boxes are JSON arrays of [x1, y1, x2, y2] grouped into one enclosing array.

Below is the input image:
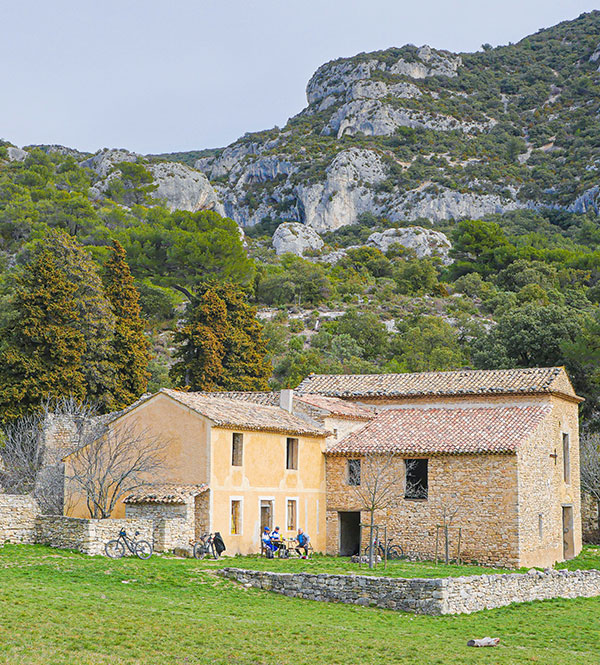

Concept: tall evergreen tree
[[0, 245, 86, 422], [170, 283, 271, 391], [103, 240, 151, 409], [36, 230, 117, 411]]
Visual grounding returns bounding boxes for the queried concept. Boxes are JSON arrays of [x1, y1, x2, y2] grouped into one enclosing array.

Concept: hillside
[[183, 11, 600, 233], [2, 12, 600, 422]]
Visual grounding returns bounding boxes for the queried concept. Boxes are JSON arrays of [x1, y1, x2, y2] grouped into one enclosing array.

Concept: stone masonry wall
[[126, 502, 194, 552], [0, 495, 40, 544], [220, 567, 600, 615], [326, 453, 520, 567], [582, 492, 599, 543], [35, 516, 153, 555]]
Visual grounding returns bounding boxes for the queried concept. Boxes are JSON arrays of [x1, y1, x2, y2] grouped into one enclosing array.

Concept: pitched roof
[[123, 484, 208, 505], [326, 405, 551, 456], [196, 391, 281, 406], [160, 389, 326, 437], [297, 367, 582, 402], [295, 394, 375, 420]]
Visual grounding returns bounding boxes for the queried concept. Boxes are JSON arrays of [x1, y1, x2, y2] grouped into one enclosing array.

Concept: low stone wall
[[35, 516, 153, 556], [220, 567, 600, 615], [0, 495, 40, 544]]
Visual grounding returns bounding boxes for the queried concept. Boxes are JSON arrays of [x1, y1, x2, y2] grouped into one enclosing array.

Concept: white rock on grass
[[367, 226, 453, 265], [272, 222, 324, 256]]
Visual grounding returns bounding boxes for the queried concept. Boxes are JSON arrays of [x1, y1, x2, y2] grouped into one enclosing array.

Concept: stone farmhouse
[[62, 366, 582, 568]]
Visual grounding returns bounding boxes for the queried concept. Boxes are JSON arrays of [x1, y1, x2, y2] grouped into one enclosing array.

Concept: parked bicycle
[[193, 533, 218, 559], [363, 537, 404, 560], [105, 529, 153, 560]]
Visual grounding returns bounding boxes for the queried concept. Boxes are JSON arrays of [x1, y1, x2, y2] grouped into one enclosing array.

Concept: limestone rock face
[[82, 148, 223, 214], [6, 147, 27, 162], [272, 222, 324, 256], [294, 148, 386, 232], [367, 227, 453, 264], [81, 148, 139, 177], [148, 162, 224, 214]]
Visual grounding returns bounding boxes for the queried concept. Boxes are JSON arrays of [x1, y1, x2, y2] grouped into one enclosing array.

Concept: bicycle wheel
[[387, 545, 404, 560], [105, 539, 125, 559], [193, 542, 208, 559], [135, 540, 153, 560], [209, 543, 219, 559]]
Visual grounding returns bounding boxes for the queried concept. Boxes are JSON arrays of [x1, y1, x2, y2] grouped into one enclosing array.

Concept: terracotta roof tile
[[196, 391, 280, 406], [295, 394, 375, 420], [124, 484, 208, 504], [297, 367, 581, 401], [161, 389, 326, 437], [326, 405, 551, 456]]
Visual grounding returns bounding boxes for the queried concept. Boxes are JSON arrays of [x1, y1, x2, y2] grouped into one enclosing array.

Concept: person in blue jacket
[[295, 528, 310, 558]]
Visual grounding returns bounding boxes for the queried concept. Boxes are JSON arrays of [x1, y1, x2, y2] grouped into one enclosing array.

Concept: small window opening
[[231, 500, 241, 535], [538, 514, 543, 540], [563, 433, 570, 484], [287, 499, 297, 531], [286, 437, 298, 470], [405, 459, 428, 500], [232, 432, 243, 466], [348, 458, 361, 486]]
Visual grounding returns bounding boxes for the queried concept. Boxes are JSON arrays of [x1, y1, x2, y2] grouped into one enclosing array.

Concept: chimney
[[280, 389, 294, 413]]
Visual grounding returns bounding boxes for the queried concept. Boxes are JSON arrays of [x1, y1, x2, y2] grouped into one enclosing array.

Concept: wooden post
[[444, 525, 449, 565], [457, 527, 462, 565], [434, 525, 440, 565], [383, 525, 387, 571]]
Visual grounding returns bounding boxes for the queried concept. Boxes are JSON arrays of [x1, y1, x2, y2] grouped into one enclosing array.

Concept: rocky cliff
[[180, 12, 600, 234]]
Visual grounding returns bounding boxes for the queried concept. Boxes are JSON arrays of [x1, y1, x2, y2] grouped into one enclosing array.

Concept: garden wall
[[219, 567, 600, 615], [35, 516, 153, 556], [0, 494, 40, 544]]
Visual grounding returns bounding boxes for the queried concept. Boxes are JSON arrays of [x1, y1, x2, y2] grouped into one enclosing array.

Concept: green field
[[1, 545, 599, 665]]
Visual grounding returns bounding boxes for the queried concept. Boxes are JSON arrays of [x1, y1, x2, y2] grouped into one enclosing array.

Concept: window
[[348, 459, 361, 486], [563, 433, 570, 484], [287, 499, 297, 531], [286, 437, 298, 470], [405, 459, 428, 499], [232, 433, 243, 466], [538, 514, 543, 540], [231, 500, 241, 535], [260, 500, 273, 531]]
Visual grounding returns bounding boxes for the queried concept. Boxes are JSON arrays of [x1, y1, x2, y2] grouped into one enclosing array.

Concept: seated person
[[270, 526, 284, 550], [295, 528, 310, 558], [262, 527, 277, 553]]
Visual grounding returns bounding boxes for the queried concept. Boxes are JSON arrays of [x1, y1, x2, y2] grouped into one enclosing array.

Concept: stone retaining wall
[[0, 495, 40, 544], [35, 516, 153, 556], [219, 567, 600, 615]]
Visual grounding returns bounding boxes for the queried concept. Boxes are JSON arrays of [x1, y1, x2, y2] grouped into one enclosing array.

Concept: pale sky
[[1, 1, 597, 155]]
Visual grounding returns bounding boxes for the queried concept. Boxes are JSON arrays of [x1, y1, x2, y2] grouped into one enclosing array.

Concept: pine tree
[[170, 283, 271, 391], [0, 246, 86, 422], [102, 240, 151, 409]]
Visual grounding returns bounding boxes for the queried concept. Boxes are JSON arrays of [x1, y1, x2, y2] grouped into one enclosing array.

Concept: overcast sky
[[2, 1, 597, 155]]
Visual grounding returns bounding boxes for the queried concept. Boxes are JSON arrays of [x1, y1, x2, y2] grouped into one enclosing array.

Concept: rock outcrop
[[367, 226, 452, 264], [272, 222, 324, 256], [82, 148, 223, 214]]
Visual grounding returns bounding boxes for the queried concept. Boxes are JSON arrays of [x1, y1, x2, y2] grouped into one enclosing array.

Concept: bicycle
[[105, 529, 153, 560], [193, 533, 218, 559], [363, 537, 404, 560]]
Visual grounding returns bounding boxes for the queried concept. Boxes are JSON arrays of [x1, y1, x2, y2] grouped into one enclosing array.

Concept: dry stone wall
[[220, 567, 600, 615], [0, 495, 40, 544], [35, 516, 153, 556]]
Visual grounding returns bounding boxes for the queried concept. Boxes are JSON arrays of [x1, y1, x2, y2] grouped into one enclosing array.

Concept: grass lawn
[[1, 545, 600, 665]]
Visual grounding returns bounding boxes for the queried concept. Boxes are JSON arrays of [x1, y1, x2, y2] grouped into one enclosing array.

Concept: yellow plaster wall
[[64, 393, 210, 519], [209, 427, 327, 554]]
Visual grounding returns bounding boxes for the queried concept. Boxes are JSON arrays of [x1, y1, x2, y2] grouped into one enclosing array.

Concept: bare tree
[[351, 452, 401, 568], [65, 419, 168, 518], [580, 431, 600, 532], [0, 397, 101, 513]]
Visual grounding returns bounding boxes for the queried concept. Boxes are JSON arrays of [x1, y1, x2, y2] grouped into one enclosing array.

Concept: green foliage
[[103, 241, 151, 409], [170, 283, 271, 391], [0, 236, 87, 421]]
